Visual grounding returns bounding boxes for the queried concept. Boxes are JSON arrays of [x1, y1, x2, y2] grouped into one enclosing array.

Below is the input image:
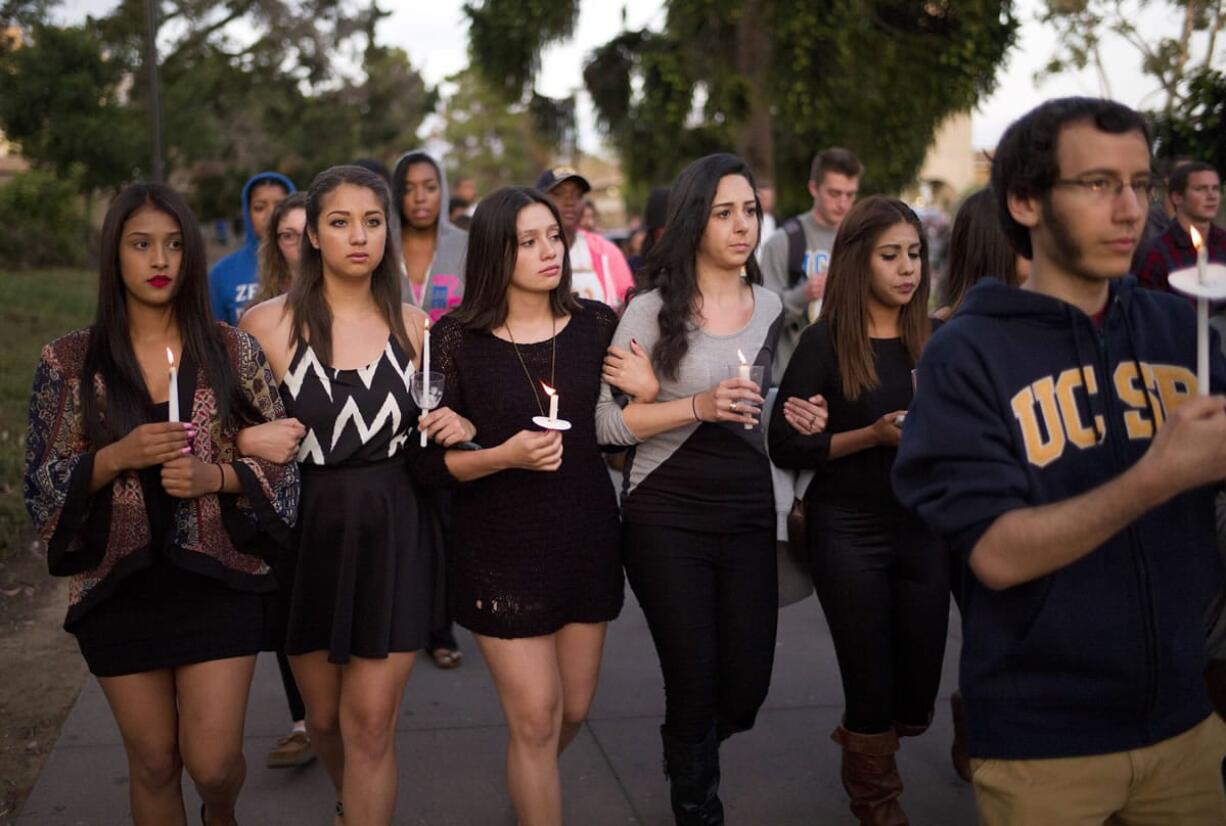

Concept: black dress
[[429, 300, 623, 639], [279, 336, 434, 662], [69, 402, 266, 677]]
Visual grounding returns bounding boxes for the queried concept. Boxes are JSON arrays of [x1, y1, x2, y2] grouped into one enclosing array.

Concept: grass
[[0, 269, 96, 558]]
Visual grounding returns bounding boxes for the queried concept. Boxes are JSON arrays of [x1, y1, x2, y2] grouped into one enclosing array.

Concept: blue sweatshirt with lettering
[[893, 276, 1223, 760], [208, 172, 296, 325]]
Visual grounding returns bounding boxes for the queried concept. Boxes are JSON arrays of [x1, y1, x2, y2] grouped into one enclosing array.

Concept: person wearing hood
[[392, 150, 467, 323], [893, 98, 1226, 824], [208, 172, 295, 325], [537, 166, 634, 310]]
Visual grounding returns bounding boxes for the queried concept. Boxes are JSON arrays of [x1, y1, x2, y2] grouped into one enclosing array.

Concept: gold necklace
[[503, 315, 557, 417]]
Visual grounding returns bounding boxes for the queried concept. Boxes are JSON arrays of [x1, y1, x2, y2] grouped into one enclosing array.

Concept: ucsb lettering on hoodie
[[892, 276, 1225, 761]]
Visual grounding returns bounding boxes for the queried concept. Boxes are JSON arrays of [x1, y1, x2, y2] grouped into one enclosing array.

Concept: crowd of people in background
[[23, 95, 1226, 826]]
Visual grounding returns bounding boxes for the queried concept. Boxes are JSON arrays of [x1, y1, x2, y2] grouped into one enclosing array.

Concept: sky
[[58, 0, 1180, 152]]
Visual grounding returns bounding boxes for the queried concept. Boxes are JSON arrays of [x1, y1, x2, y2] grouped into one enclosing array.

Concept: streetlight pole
[[143, 0, 164, 182]]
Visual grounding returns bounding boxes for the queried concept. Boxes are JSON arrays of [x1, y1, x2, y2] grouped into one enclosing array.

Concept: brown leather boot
[[831, 726, 908, 826], [949, 692, 972, 783]]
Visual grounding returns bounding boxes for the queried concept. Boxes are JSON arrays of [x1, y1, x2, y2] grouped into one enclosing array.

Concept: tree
[[0, 23, 146, 193], [1149, 67, 1226, 169], [464, 0, 1017, 216], [437, 68, 561, 196], [1038, 0, 1226, 115], [1, 1, 436, 220]]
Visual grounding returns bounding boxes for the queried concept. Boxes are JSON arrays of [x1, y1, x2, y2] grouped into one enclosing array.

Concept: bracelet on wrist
[[691, 394, 701, 422], [214, 462, 225, 494]]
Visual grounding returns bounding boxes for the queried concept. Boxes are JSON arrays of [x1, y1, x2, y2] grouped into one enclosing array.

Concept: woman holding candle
[[417, 186, 626, 826], [24, 182, 300, 825], [238, 164, 473, 825], [768, 196, 947, 824], [594, 153, 790, 824]]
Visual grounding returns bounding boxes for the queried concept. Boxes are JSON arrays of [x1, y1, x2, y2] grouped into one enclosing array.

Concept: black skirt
[[285, 457, 433, 662], [70, 555, 266, 677]]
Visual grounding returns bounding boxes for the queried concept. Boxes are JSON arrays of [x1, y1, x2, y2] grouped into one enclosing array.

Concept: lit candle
[[166, 347, 179, 422], [542, 382, 559, 422], [1192, 226, 1210, 395], [420, 318, 431, 447]]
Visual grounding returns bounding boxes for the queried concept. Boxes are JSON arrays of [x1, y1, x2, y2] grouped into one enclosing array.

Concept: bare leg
[[176, 656, 257, 825], [554, 622, 608, 755], [337, 653, 416, 825], [98, 670, 186, 826], [476, 633, 565, 826], [290, 652, 345, 794]]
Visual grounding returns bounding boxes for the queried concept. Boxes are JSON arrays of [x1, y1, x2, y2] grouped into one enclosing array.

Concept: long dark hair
[[449, 187, 579, 332], [254, 192, 308, 304], [82, 183, 256, 446], [637, 153, 763, 381], [288, 165, 412, 365], [941, 188, 1019, 313], [391, 151, 442, 235], [820, 196, 932, 400]]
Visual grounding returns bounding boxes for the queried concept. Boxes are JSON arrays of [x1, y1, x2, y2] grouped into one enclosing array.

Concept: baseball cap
[[536, 166, 591, 194]]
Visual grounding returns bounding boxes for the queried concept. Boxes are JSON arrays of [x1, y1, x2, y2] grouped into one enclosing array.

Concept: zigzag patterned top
[[279, 335, 419, 466]]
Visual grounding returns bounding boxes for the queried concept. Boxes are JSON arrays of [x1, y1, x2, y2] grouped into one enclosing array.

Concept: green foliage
[[1149, 68, 1226, 171], [0, 23, 147, 192], [440, 68, 557, 196], [1, 1, 436, 220], [0, 170, 87, 268], [464, 0, 581, 98], [0, 267, 96, 556]]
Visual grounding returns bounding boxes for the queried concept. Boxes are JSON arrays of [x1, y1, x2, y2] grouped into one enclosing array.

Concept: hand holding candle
[[166, 347, 180, 422], [732, 349, 762, 430]]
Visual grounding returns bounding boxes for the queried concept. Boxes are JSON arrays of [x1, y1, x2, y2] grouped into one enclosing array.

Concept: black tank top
[[279, 336, 419, 467]]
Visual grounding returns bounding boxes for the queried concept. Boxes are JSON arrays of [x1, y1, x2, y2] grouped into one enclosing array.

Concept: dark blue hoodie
[[207, 172, 296, 325], [893, 276, 1224, 760]]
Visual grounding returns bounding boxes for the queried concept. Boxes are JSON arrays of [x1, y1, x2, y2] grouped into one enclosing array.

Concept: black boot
[[661, 725, 725, 825]]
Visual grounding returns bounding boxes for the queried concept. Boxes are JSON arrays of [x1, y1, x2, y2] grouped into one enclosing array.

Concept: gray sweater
[[595, 285, 783, 502], [759, 211, 836, 375]]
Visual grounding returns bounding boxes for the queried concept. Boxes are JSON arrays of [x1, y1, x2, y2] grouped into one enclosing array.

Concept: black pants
[[808, 500, 949, 734], [276, 649, 306, 723], [623, 521, 778, 743]]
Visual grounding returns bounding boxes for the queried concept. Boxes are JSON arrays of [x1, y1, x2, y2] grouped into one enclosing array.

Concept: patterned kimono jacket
[[24, 324, 300, 627]]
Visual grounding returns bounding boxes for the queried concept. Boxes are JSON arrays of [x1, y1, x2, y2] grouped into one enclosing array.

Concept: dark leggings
[[808, 500, 950, 734], [623, 521, 778, 743], [276, 649, 306, 723]]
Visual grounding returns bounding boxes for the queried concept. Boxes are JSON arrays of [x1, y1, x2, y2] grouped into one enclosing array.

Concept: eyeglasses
[[1052, 177, 1155, 201], [276, 230, 303, 245]]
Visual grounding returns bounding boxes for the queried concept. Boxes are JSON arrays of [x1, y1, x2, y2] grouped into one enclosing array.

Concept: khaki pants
[[972, 714, 1226, 825]]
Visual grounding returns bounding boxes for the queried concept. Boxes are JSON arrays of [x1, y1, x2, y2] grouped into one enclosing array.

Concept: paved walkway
[[20, 589, 976, 824]]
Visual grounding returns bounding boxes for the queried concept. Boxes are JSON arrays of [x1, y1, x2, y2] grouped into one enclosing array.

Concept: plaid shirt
[[1134, 219, 1226, 293]]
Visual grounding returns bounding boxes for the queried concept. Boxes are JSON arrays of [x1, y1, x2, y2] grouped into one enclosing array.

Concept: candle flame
[[1191, 225, 1204, 251], [166, 347, 175, 368], [541, 381, 557, 397], [736, 348, 747, 365], [423, 317, 430, 330]]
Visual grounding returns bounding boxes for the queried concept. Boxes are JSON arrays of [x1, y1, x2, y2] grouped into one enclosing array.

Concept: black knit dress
[[428, 300, 623, 639]]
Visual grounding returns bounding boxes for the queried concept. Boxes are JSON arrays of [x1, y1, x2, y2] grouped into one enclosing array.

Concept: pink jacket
[[581, 229, 634, 309]]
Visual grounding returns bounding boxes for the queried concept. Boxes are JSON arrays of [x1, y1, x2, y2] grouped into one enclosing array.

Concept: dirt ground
[[0, 538, 87, 824]]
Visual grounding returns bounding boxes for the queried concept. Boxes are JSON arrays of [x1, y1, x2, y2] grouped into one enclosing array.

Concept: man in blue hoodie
[[208, 172, 296, 324], [894, 98, 1226, 823]]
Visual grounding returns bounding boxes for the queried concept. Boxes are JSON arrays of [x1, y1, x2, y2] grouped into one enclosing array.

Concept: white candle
[[544, 382, 559, 421], [166, 347, 180, 422], [736, 349, 752, 429], [420, 319, 431, 446], [1192, 226, 1210, 395]]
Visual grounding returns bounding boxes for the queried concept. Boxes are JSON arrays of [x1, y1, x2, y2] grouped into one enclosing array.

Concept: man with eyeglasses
[[893, 98, 1226, 823], [1136, 161, 1225, 293]]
